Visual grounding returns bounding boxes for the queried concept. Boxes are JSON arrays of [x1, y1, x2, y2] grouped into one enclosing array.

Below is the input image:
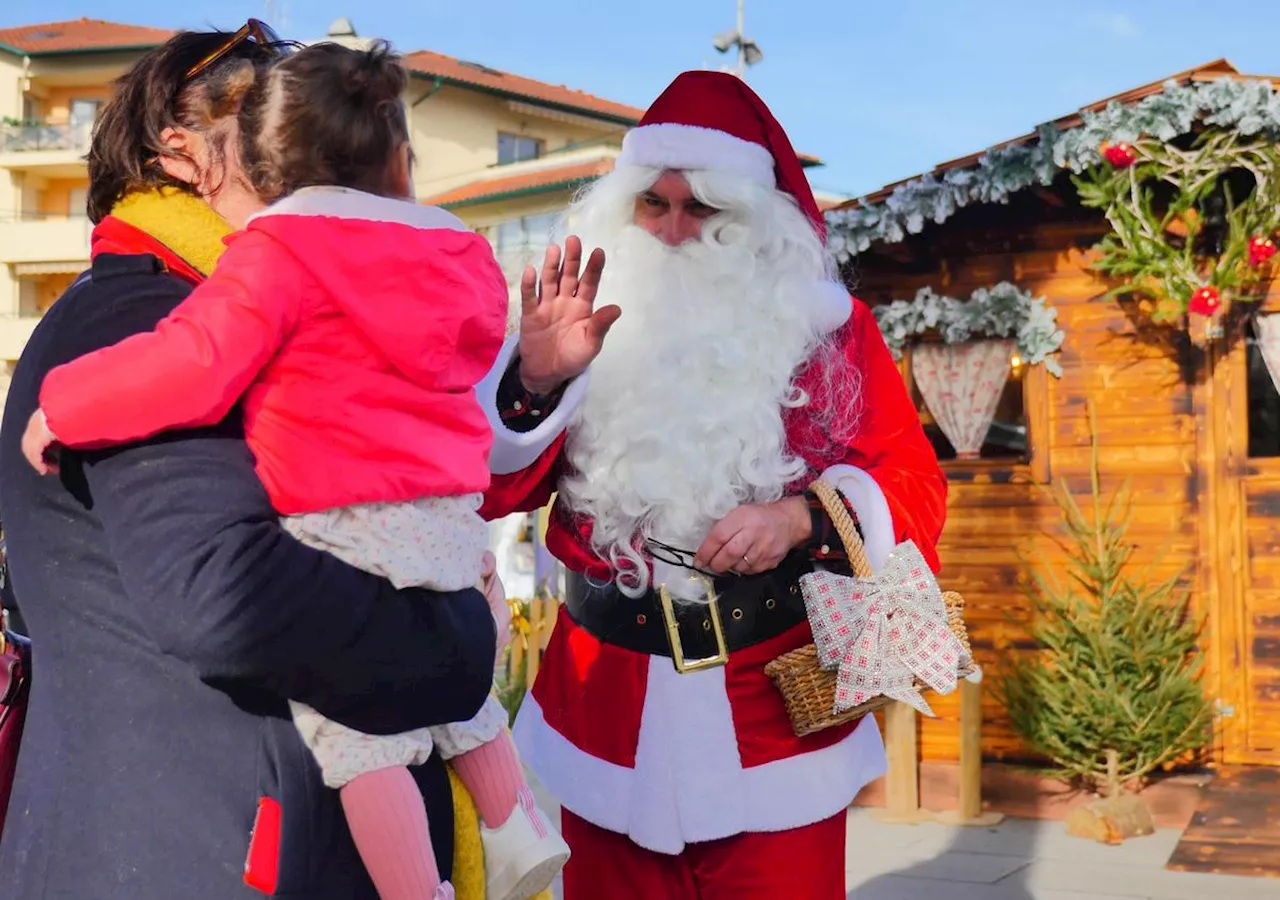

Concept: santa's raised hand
[[517, 236, 619, 394]]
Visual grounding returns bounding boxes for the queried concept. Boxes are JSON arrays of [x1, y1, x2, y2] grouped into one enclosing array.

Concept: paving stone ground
[[528, 773, 1280, 899]]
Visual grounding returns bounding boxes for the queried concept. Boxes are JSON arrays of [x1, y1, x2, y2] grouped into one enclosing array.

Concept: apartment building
[[0, 16, 826, 410]]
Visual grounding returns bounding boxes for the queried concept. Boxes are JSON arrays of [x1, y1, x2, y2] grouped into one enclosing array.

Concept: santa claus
[[477, 71, 946, 898]]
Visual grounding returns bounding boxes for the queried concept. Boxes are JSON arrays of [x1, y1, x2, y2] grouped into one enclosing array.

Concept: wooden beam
[[935, 677, 1005, 826], [872, 702, 933, 824]]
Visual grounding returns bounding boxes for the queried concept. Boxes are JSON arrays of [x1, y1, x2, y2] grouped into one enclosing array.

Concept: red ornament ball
[[1102, 142, 1138, 168], [1189, 285, 1222, 316], [1249, 235, 1277, 267]]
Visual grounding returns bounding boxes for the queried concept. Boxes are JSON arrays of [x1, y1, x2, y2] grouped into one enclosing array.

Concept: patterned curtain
[[1254, 315, 1280, 397], [911, 340, 1014, 459]]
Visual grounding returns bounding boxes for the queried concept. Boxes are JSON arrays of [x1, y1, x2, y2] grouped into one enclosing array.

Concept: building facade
[[0, 16, 828, 409]]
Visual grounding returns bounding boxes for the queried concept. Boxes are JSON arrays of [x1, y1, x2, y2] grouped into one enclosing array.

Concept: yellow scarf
[[110, 187, 232, 277], [111, 187, 521, 900]]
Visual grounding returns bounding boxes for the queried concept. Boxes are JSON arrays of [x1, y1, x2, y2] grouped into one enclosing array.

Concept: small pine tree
[[999, 403, 1213, 792]]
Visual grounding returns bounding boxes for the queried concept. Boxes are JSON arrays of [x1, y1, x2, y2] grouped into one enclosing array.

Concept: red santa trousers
[[560, 807, 846, 899]]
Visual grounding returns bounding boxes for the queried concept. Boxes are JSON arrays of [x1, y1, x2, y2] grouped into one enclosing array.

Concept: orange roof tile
[[404, 49, 644, 124], [0, 18, 172, 56], [424, 158, 616, 207]]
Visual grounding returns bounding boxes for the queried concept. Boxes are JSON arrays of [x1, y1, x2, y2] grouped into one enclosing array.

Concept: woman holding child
[[0, 22, 571, 900]]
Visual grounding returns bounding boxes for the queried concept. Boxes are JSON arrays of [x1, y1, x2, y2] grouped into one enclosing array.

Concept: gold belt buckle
[[657, 576, 728, 674]]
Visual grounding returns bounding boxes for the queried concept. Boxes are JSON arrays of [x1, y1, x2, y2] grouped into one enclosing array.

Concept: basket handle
[[809, 479, 874, 579]]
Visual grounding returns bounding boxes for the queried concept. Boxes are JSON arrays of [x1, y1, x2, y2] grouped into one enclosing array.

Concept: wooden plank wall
[[1235, 472, 1280, 761], [854, 221, 1205, 763]]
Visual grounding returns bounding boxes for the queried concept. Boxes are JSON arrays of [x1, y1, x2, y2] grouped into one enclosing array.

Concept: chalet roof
[[0, 18, 172, 56], [836, 59, 1280, 211], [403, 49, 645, 126], [423, 158, 616, 208]]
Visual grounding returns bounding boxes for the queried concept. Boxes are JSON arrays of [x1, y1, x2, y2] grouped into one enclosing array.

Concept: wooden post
[[935, 677, 1004, 826], [540, 596, 559, 650], [871, 701, 933, 824], [526, 598, 545, 689]]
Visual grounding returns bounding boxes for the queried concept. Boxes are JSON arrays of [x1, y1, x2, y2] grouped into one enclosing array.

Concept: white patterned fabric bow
[[801, 540, 971, 716]]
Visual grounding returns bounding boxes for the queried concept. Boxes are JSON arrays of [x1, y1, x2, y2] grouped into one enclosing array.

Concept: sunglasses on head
[[185, 19, 287, 81]]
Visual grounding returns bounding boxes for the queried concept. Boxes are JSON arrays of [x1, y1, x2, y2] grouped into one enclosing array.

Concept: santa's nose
[[656, 212, 702, 246]]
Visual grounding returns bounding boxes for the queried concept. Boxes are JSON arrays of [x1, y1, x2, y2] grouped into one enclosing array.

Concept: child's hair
[[240, 40, 410, 202]]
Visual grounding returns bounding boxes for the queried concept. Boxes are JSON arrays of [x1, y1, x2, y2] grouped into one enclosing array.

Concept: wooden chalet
[[830, 60, 1280, 770]]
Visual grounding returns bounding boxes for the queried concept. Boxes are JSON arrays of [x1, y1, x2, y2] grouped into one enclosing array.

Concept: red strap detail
[[90, 217, 207, 286], [243, 796, 282, 894]]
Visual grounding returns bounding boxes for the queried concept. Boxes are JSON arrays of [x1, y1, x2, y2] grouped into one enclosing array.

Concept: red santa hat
[[616, 71, 851, 334], [616, 70, 827, 240]]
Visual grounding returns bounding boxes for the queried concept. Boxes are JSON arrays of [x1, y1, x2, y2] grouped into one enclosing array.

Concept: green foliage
[[1072, 131, 1280, 321], [828, 76, 1280, 258], [873, 282, 1065, 376], [493, 641, 528, 727], [999, 406, 1213, 791]]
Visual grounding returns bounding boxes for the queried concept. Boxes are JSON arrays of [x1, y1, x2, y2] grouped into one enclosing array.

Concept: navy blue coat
[[0, 253, 498, 898]]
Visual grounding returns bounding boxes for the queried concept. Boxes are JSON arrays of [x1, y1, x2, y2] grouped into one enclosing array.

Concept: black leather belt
[[563, 551, 813, 670]]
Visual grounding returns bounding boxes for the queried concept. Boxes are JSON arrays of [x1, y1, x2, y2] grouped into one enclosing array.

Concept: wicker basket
[[764, 479, 974, 737]]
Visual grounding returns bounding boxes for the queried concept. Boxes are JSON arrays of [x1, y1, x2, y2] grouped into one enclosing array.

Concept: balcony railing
[[0, 121, 92, 154], [0, 213, 92, 266]]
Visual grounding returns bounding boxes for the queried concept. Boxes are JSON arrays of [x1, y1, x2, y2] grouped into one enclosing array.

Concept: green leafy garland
[[827, 77, 1280, 259], [874, 282, 1065, 376], [1072, 131, 1280, 321]]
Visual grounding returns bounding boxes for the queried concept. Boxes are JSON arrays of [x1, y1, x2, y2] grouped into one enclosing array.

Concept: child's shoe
[[481, 787, 570, 900]]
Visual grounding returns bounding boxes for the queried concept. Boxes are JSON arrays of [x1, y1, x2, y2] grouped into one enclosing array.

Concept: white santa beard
[[559, 225, 827, 598]]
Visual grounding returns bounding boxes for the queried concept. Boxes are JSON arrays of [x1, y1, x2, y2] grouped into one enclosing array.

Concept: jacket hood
[[246, 187, 509, 390]]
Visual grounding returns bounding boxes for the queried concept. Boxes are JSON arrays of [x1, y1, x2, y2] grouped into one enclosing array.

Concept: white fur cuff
[[819, 465, 896, 573], [812, 281, 853, 334], [477, 335, 588, 475], [618, 124, 777, 187]]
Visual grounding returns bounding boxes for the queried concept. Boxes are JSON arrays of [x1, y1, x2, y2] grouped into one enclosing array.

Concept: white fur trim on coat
[[478, 334, 588, 475], [820, 465, 896, 573], [813, 281, 853, 334], [618, 123, 777, 187], [249, 186, 469, 232], [514, 660, 887, 855]]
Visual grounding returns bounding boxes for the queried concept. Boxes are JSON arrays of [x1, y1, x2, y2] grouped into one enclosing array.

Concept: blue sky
[[12, 1, 1280, 196]]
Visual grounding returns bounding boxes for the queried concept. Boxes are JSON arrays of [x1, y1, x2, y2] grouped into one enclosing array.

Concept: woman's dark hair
[[240, 41, 410, 201], [86, 30, 277, 223]]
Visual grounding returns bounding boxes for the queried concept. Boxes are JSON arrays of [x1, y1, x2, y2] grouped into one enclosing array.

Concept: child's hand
[[22, 409, 61, 475], [480, 551, 511, 665]]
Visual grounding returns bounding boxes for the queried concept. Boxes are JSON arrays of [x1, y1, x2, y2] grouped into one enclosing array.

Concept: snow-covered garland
[[875, 282, 1066, 377], [827, 77, 1280, 259]]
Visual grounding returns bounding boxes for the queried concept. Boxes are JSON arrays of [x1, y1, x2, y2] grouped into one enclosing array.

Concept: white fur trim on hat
[[618, 123, 777, 186], [813, 280, 853, 334], [249, 185, 469, 233]]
